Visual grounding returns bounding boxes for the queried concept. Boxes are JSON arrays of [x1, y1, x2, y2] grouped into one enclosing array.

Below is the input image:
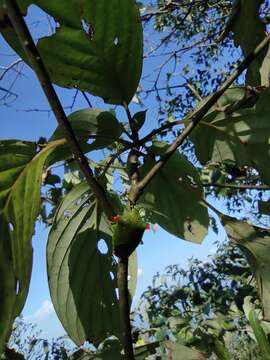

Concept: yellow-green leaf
[[0, 139, 62, 353]]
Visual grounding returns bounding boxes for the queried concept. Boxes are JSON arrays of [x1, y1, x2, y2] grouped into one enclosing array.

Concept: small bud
[[111, 215, 121, 223]]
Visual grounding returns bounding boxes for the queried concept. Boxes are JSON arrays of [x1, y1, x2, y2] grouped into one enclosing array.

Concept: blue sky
[[0, 6, 227, 339]]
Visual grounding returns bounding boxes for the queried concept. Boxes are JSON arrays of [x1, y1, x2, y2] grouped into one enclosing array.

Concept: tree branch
[[138, 119, 190, 147], [4, 0, 114, 219], [123, 102, 141, 206], [117, 257, 135, 360], [130, 34, 270, 204]]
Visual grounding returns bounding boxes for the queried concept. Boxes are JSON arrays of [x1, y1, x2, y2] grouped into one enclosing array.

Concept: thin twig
[[138, 83, 186, 94], [99, 147, 129, 179], [4, 0, 114, 219], [138, 119, 190, 147], [203, 183, 270, 191], [130, 34, 270, 203], [186, 82, 203, 101], [202, 199, 225, 219], [0, 58, 22, 81], [81, 91, 93, 108]]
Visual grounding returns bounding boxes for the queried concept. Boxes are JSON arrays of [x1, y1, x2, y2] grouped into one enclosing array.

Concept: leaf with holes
[[49, 108, 122, 164], [47, 182, 120, 346], [139, 142, 209, 243], [191, 88, 270, 185], [223, 216, 270, 321], [0, 139, 63, 353], [1, 0, 143, 105]]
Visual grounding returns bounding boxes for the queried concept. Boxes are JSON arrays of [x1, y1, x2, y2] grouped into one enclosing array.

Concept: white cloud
[[138, 268, 143, 277], [25, 300, 55, 322]]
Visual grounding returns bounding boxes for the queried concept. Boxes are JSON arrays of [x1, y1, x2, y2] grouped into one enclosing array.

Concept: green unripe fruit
[[112, 209, 146, 258]]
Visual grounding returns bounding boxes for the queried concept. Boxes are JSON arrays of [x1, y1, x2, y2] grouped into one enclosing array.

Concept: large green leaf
[[47, 182, 120, 346], [48, 109, 122, 164], [223, 216, 270, 321], [0, 0, 143, 105], [224, 0, 269, 85], [191, 87, 270, 185], [139, 142, 209, 243], [0, 140, 62, 353]]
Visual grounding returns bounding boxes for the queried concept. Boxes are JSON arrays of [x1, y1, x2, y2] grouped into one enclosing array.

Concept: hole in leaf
[[87, 138, 94, 145], [75, 198, 82, 206], [63, 210, 73, 220], [186, 218, 194, 235], [16, 280, 20, 295], [97, 239, 108, 254], [82, 202, 90, 208], [145, 141, 152, 147], [8, 223, 14, 232], [81, 19, 94, 39], [110, 271, 115, 280], [113, 36, 119, 46]]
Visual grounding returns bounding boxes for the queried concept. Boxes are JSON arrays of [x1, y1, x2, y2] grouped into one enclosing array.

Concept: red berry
[[145, 223, 151, 230]]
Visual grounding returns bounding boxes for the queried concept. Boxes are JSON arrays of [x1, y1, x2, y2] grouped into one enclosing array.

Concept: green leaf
[[49, 109, 122, 164], [51, 109, 121, 145], [2, 347, 25, 360], [248, 309, 270, 360], [134, 341, 160, 360], [223, 216, 270, 322], [163, 341, 206, 360], [47, 182, 120, 346], [140, 142, 209, 243], [224, 0, 269, 85], [70, 338, 123, 359], [212, 339, 231, 360], [191, 88, 270, 185], [258, 201, 270, 216], [1, 0, 143, 105], [0, 140, 62, 353], [133, 111, 146, 132]]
